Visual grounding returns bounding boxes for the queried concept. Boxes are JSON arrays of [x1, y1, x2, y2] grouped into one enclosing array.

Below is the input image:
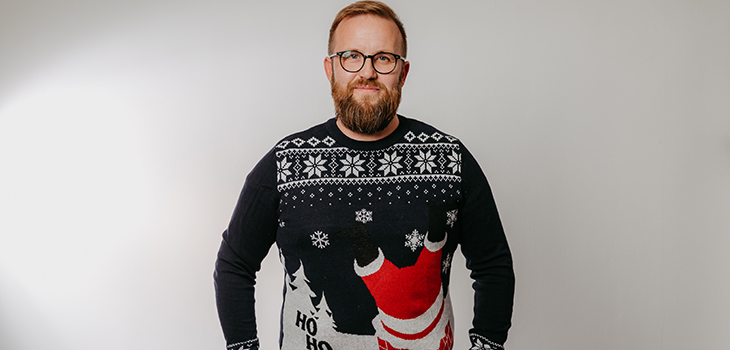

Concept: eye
[[345, 51, 361, 60], [376, 55, 392, 62]]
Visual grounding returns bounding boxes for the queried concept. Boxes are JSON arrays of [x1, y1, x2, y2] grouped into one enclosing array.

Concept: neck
[[336, 115, 400, 142]]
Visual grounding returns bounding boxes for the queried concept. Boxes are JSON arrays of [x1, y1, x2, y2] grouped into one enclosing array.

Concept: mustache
[[348, 79, 385, 91]]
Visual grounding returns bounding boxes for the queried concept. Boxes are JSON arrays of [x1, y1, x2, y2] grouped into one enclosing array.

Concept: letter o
[[306, 318, 317, 336]]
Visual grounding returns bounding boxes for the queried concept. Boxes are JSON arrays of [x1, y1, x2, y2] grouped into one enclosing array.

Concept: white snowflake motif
[[378, 151, 403, 176], [303, 155, 327, 178], [446, 209, 458, 227], [414, 150, 437, 173], [277, 157, 293, 182], [340, 154, 366, 177], [404, 229, 424, 252], [355, 208, 373, 223], [447, 150, 462, 174], [442, 253, 453, 273], [310, 231, 329, 249]]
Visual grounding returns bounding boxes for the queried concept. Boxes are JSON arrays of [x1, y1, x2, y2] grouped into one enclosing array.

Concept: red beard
[[331, 77, 402, 135]]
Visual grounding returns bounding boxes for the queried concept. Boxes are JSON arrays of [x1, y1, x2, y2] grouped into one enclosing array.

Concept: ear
[[324, 56, 333, 82], [399, 60, 410, 86]]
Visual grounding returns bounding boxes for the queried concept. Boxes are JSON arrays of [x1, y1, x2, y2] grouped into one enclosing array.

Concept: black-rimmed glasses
[[328, 50, 406, 74]]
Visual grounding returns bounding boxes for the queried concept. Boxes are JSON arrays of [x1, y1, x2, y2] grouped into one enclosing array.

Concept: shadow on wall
[[0, 271, 63, 350]]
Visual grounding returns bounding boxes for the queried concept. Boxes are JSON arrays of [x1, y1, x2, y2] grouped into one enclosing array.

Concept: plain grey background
[[1, 0, 729, 349]]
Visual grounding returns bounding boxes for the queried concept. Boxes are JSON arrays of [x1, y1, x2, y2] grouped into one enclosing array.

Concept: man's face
[[325, 15, 410, 134]]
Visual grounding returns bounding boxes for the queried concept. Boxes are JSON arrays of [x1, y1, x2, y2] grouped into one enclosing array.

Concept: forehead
[[332, 14, 404, 55]]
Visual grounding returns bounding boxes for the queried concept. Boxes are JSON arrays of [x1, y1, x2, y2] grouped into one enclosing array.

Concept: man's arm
[[458, 144, 515, 349], [214, 150, 279, 350]]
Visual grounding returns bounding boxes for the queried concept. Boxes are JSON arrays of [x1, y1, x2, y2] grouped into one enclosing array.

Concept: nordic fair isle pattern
[[226, 339, 259, 350], [469, 333, 503, 350], [275, 131, 462, 192]]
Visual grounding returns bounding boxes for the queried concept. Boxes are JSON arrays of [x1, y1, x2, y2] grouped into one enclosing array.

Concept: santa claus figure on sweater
[[336, 202, 456, 350]]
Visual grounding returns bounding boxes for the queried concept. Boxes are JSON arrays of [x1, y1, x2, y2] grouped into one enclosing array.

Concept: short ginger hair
[[328, 1, 407, 57]]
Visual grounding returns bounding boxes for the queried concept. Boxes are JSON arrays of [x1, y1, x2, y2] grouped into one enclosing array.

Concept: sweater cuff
[[469, 333, 504, 350], [227, 338, 259, 350]]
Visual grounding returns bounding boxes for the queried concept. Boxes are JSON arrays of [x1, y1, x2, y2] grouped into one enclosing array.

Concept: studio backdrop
[[1, 1, 729, 349]]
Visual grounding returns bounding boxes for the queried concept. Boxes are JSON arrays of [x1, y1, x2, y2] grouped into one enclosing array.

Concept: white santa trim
[[372, 292, 454, 349], [424, 231, 447, 252], [353, 248, 384, 277]]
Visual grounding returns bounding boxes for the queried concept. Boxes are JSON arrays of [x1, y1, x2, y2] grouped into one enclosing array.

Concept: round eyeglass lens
[[372, 53, 396, 73], [340, 51, 364, 72]]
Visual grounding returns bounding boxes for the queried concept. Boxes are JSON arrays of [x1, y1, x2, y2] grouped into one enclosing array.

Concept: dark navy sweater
[[215, 116, 514, 350]]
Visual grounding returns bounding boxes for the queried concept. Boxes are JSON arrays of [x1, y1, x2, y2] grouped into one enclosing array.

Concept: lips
[[354, 86, 380, 92], [349, 79, 384, 93]]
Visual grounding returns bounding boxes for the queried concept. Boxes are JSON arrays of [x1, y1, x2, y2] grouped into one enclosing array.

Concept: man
[[214, 2, 514, 350]]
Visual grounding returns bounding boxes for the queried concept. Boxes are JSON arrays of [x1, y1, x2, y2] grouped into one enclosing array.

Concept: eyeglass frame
[[328, 50, 407, 75]]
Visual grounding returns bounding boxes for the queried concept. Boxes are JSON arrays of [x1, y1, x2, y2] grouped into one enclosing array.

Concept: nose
[[357, 57, 378, 80]]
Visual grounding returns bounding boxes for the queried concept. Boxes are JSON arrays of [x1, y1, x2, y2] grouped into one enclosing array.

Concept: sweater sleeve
[[458, 143, 515, 349], [214, 149, 280, 350]]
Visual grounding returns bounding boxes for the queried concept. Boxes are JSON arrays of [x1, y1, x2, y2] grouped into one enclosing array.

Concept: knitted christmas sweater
[[215, 116, 514, 350]]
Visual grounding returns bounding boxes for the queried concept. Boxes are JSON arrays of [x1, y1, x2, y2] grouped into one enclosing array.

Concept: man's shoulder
[[272, 119, 336, 151], [399, 116, 461, 145]]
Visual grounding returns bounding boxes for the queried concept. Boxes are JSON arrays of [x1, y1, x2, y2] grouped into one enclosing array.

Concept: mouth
[[353, 85, 380, 93]]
